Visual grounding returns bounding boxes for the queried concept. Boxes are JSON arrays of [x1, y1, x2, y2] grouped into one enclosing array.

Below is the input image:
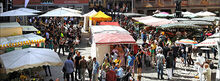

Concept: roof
[[99, 22, 120, 26], [83, 10, 97, 17], [93, 33, 136, 44], [91, 25, 129, 34], [0, 22, 21, 28], [89, 11, 112, 21], [21, 26, 39, 31]]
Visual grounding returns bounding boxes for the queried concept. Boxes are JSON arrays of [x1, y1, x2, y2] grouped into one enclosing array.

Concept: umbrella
[[159, 23, 200, 29], [182, 11, 194, 15], [175, 39, 198, 45], [39, 7, 82, 17], [196, 38, 220, 47], [195, 11, 216, 17], [15, 8, 41, 13], [0, 48, 63, 73], [181, 11, 198, 18], [0, 10, 37, 16]]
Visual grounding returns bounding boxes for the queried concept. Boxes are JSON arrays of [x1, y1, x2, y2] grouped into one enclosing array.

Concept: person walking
[[195, 53, 205, 81], [74, 52, 82, 80], [203, 63, 211, 81], [127, 52, 135, 77], [136, 50, 142, 80], [92, 57, 99, 81], [79, 56, 87, 81], [166, 52, 173, 80], [156, 49, 165, 79], [124, 46, 129, 65], [58, 37, 65, 56], [63, 56, 74, 81], [87, 56, 93, 81], [106, 66, 117, 81]]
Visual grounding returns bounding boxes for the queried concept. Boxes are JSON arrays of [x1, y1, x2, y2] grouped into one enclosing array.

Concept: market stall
[[99, 22, 120, 26], [0, 48, 62, 74], [195, 11, 216, 17], [21, 26, 39, 34], [0, 10, 37, 17], [132, 16, 175, 27], [0, 33, 45, 48], [89, 11, 112, 22], [39, 7, 82, 17], [90, 25, 129, 34], [0, 22, 22, 37], [90, 25, 135, 64], [83, 10, 97, 31]]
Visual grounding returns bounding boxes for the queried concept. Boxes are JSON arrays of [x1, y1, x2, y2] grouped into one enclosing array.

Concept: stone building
[[134, 0, 220, 16]]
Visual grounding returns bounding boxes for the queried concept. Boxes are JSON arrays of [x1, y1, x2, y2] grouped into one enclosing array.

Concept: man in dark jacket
[[166, 51, 173, 80]]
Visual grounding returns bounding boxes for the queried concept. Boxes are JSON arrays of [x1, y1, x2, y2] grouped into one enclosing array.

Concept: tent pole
[[216, 41, 220, 81]]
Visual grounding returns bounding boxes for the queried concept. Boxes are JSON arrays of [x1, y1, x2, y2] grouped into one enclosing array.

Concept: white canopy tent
[[0, 22, 20, 28], [83, 10, 97, 31], [90, 25, 129, 34], [15, 8, 41, 13], [39, 7, 82, 17], [195, 11, 216, 17], [0, 10, 37, 16], [122, 13, 145, 17], [0, 33, 45, 48], [209, 33, 220, 38], [21, 26, 39, 32], [0, 48, 62, 73], [196, 38, 220, 47], [90, 25, 135, 63]]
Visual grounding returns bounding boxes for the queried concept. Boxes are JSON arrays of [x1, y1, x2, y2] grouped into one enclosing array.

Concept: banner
[[24, 0, 30, 8]]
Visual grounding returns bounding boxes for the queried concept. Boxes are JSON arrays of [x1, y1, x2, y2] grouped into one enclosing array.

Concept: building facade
[[134, 0, 220, 16], [12, 0, 89, 13], [88, 0, 132, 12]]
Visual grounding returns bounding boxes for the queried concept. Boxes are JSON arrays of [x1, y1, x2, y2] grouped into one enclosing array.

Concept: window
[[41, 0, 53, 4]]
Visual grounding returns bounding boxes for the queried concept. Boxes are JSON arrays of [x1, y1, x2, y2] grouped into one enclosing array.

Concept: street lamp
[[175, 0, 182, 18]]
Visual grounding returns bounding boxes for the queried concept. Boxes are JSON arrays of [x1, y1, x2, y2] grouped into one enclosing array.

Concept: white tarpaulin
[[0, 48, 63, 73], [83, 10, 97, 31], [15, 8, 41, 13], [91, 25, 129, 34], [22, 26, 39, 32], [0, 10, 37, 16], [195, 11, 216, 17], [209, 33, 220, 38], [196, 38, 220, 47], [0, 33, 45, 48], [91, 42, 110, 64], [0, 22, 20, 28], [39, 7, 82, 17]]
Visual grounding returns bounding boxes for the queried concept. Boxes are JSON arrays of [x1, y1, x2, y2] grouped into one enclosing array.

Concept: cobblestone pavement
[[39, 32, 218, 81]]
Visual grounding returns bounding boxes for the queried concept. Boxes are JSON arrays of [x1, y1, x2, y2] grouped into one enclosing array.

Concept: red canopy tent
[[93, 33, 136, 44], [99, 22, 120, 26]]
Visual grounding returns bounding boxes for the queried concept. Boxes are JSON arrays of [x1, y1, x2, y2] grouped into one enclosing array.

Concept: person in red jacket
[[106, 66, 117, 81]]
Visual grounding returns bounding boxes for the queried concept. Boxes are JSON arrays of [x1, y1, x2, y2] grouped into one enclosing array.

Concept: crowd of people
[[28, 17, 82, 55], [26, 12, 220, 81]]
